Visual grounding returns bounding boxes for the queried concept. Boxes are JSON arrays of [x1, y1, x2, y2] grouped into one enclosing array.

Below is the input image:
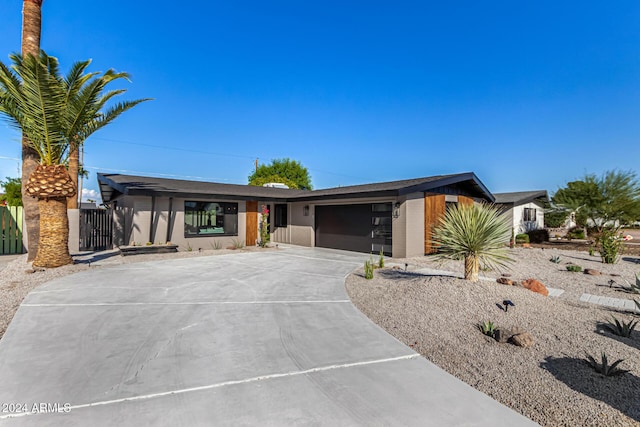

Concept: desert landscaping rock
[[497, 277, 515, 286], [521, 279, 550, 297], [584, 268, 601, 276], [351, 246, 640, 426], [510, 332, 535, 348]]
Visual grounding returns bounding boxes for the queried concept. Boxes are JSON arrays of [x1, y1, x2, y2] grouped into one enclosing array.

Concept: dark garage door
[[315, 203, 392, 256]]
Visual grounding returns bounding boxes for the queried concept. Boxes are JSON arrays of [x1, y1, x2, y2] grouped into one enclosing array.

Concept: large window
[[274, 204, 288, 227], [184, 201, 238, 237], [523, 207, 536, 222]]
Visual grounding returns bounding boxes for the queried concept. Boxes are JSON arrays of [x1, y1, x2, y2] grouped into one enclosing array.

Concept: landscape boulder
[[521, 279, 549, 297], [493, 327, 527, 344], [510, 332, 535, 348], [584, 268, 601, 276], [496, 277, 514, 286]]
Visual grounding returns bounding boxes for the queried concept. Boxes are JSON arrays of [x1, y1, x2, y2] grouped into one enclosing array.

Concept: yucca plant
[[477, 321, 497, 338], [585, 352, 629, 376], [605, 317, 638, 337], [432, 203, 513, 282]]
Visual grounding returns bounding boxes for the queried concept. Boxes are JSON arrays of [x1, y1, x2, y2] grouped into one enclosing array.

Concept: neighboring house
[[494, 190, 548, 235], [97, 172, 495, 258]]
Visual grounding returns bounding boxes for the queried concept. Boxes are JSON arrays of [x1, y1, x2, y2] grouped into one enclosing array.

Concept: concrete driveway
[[0, 246, 536, 426]]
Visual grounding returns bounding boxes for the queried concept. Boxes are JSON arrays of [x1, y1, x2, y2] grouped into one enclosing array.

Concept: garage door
[[315, 203, 392, 256]]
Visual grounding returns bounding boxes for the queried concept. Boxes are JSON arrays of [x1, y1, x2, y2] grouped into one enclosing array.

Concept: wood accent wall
[[458, 195, 474, 207], [424, 194, 446, 254], [245, 201, 258, 246]]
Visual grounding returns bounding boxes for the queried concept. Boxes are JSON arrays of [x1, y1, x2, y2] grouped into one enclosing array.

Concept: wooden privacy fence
[[0, 205, 23, 254]]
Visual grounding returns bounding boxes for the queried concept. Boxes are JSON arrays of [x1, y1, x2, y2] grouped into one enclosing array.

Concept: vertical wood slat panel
[[0, 206, 24, 254], [458, 196, 474, 207], [424, 194, 446, 254], [245, 201, 258, 247]]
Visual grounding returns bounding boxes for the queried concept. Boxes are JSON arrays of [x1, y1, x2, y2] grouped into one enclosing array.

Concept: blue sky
[[0, 1, 638, 201]]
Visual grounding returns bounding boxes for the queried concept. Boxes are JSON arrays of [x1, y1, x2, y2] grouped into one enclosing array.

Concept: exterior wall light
[[303, 205, 310, 216], [393, 202, 400, 218]]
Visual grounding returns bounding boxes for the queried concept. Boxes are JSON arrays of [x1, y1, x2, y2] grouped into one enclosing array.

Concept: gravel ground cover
[[347, 247, 640, 426]]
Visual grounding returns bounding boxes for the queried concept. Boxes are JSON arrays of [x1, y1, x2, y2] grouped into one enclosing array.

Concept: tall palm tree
[[431, 203, 513, 282], [62, 59, 149, 209], [21, 0, 44, 260], [0, 51, 149, 267]]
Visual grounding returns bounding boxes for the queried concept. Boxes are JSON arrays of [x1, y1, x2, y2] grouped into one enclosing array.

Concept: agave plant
[[604, 317, 638, 338], [477, 321, 497, 337], [432, 203, 513, 282], [585, 352, 629, 376], [549, 255, 561, 264]]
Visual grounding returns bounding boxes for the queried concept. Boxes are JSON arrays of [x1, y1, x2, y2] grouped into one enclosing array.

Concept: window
[[274, 204, 288, 227], [184, 201, 238, 237], [523, 208, 536, 222]]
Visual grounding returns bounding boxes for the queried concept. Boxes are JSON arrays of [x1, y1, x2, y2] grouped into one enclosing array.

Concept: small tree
[[432, 203, 513, 282], [249, 158, 312, 190], [0, 177, 22, 206], [552, 170, 640, 232]]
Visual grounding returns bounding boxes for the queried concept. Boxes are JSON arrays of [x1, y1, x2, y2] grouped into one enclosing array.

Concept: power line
[[92, 137, 256, 160], [84, 165, 233, 182]]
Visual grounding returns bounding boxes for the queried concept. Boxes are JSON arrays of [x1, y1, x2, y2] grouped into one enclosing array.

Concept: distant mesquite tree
[[552, 170, 640, 231], [248, 158, 312, 190]]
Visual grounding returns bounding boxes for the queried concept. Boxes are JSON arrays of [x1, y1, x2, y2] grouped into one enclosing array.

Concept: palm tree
[[0, 51, 149, 267], [62, 59, 149, 209], [431, 203, 513, 282], [21, 0, 44, 260]]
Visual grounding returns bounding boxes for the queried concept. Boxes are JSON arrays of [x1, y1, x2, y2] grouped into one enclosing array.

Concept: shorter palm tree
[[0, 51, 148, 267], [432, 203, 513, 282]]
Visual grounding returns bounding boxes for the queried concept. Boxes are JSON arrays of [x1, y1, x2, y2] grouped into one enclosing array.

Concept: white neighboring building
[[494, 190, 548, 235]]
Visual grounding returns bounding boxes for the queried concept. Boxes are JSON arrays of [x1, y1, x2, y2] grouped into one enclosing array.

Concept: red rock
[[521, 279, 549, 297], [584, 269, 601, 276]]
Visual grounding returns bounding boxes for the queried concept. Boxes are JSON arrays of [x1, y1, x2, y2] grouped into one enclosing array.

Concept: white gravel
[[346, 247, 640, 427]]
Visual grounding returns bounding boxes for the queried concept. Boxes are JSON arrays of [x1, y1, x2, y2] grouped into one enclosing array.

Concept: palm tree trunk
[[33, 197, 73, 268], [464, 254, 479, 282], [21, 0, 44, 261], [67, 146, 78, 209]]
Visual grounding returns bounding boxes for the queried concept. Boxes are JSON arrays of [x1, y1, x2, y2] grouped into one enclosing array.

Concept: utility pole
[[255, 158, 259, 172]]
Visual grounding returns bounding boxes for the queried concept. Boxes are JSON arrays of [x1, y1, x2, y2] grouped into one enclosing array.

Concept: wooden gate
[[80, 208, 112, 251], [0, 206, 23, 254]]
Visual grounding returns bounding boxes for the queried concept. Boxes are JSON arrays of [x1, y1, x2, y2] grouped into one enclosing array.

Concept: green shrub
[[526, 229, 549, 243], [378, 248, 385, 269], [599, 228, 624, 264], [567, 227, 585, 240], [566, 264, 582, 272], [585, 352, 629, 376], [364, 258, 374, 280], [515, 233, 530, 244]]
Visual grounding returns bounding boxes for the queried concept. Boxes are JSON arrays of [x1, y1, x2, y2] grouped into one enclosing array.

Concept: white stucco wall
[[512, 201, 545, 235]]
